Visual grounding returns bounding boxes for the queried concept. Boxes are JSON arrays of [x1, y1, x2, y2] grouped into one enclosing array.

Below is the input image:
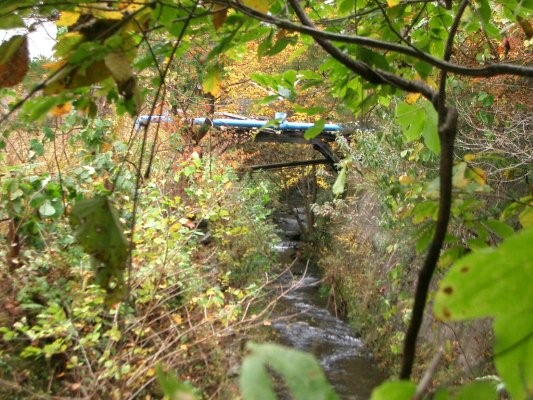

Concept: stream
[[269, 211, 385, 399]]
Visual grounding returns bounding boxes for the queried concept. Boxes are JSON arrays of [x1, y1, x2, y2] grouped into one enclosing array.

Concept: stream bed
[[269, 213, 385, 399]]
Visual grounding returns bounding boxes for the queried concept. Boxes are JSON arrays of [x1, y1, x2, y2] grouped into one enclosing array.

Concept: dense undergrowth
[[0, 113, 281, 399], [314, 76, 532, 385]]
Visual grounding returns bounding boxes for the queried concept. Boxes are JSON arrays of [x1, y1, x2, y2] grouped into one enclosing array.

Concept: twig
[[413, 345, 444, 399]]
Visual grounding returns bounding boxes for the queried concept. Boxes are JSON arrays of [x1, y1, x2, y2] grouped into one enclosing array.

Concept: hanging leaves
[[40, 4, 149, 114], [0, 35, 29, 88], [69, 196, 129, 304]]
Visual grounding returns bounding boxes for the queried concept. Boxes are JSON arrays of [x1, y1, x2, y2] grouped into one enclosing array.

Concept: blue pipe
[[192, 117, 342, 132], [135, 115, 343, 132], [135, 115, 173, 130]]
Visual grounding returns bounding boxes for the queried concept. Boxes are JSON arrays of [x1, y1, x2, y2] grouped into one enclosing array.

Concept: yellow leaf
[[464, 153, 476, 162], [202, 66, 222, 97], [56, 11, 80, 27], [405, 92, 420, 104], [465, 167, 487, 185], [387, 0, 400, 7], [242, 0, 271, 13], [118, 0, 145, 12], [172, 314, 183, 325], [51, 102, 72, 116], [41, 60, 67, 71], [470, 167, 486, 185], [91, 10, 124, 20], [399, 174, 414, 184]]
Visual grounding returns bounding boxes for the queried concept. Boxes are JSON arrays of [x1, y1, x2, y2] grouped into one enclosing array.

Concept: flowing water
[[269, 213, 385, 399]]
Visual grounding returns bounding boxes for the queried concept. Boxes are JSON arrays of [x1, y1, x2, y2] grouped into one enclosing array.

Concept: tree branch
[[286, 0, 438, 103], [227, 0, 533, 78], [400, 0, 468, 379]]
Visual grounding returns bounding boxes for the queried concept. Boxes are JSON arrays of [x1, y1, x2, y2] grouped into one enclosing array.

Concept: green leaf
[[421, 101, 439, 154], [30, 139, 45, 156], [0, 14, 25, 29], [520, 206, 533, 228], [411, 201, 438, 224], [477, 0, 492, 24], [434, 227, 533, 320], [155, 365, 198, 400], [454, 381, 498, 400], [396, 101, 439, 153], [0, 35, 25, 64], [395, 101, 425, 142], [415, 222, 434, 254], [494, 310, 533, 400], [304, 119, 326, 140], [332, 164, 347, 196], [434, 228, 533, 400], [484, 219, 514, 239], [69, 195, 129, 303], [370, 380, 416, 400], [240, 342, 339, 400], [22, 96, 66, 122]]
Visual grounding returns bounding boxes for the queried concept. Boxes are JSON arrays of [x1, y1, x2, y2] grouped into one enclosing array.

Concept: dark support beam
[[252, 129, 341, 172], [246, 158, 329, 171], [253, 129, 338, 143], [310, 139, 341, 171]]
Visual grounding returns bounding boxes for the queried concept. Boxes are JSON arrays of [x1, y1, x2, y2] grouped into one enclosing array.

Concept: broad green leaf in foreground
[[370, 380, 416, 400], [434, 227, 533, 400], [434, 227, 533, 319], [156, 365, 198, 400], [453, 381, 498, 400], [240, 342, 339, 400], [69, 195, 129, 303]]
